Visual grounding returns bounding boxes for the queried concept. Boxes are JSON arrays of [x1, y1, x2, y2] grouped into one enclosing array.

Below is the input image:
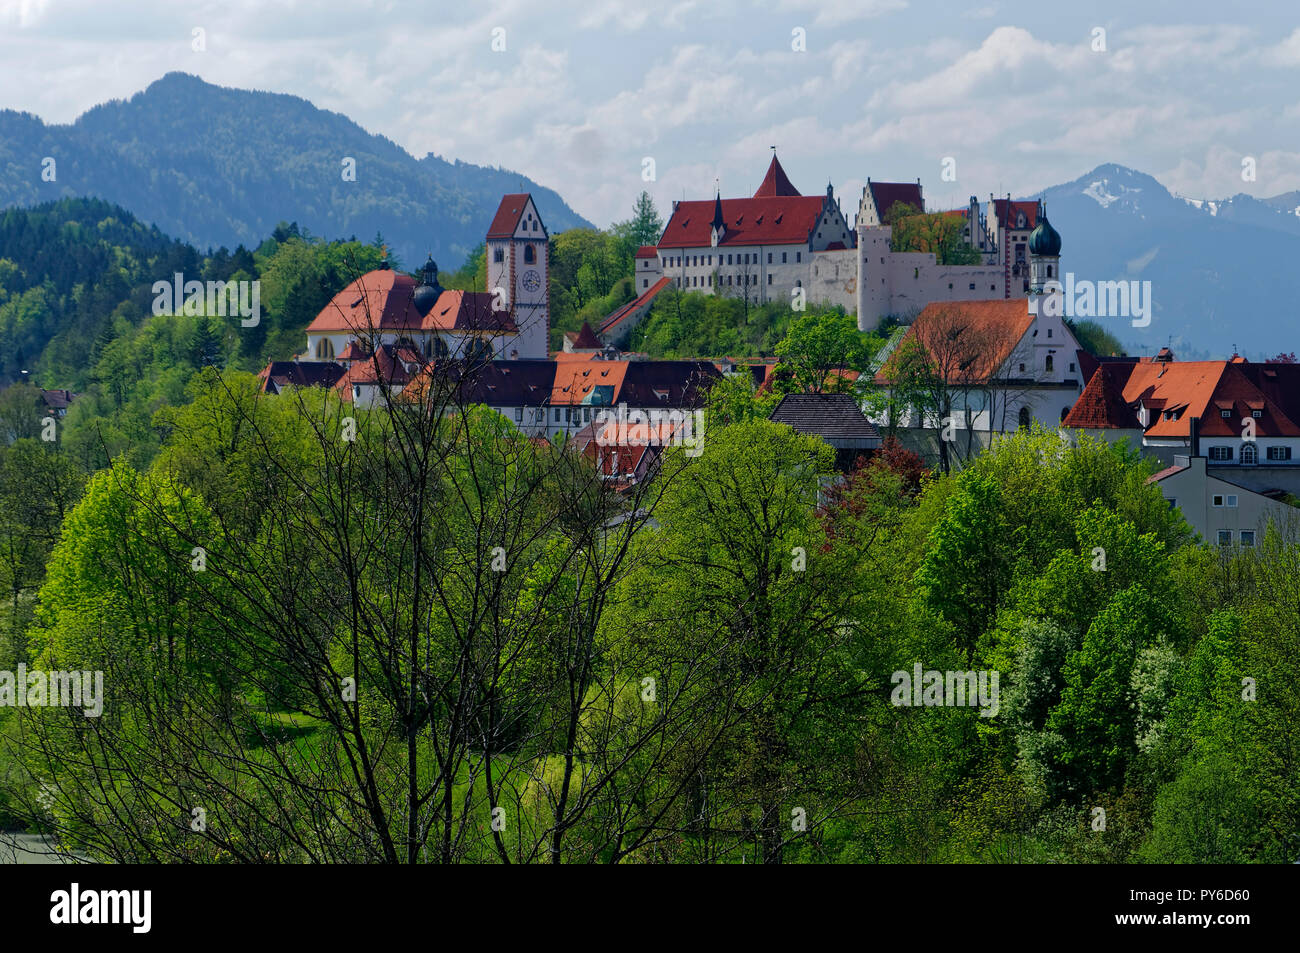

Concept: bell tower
[[487, 193, 550, 359]]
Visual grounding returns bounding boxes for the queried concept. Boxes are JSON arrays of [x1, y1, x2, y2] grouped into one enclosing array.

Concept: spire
[[753, 153, 800, 197], [711, 191, 725, 230]]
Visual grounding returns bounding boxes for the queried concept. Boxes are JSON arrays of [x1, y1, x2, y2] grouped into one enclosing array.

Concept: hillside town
[[247, 165, 1300, 549]]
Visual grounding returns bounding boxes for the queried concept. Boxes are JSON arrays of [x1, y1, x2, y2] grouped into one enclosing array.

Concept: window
[[1267, 446, 1292, 461], [1212, 494, 1225, 507], [1018, 407, 1031, 429], [768, 274, 773, 284], [1019, 363, 1025, 372], [493, 248, 504, 263], [948, 283, 953, 290], [969, 283, 976, 290], [782, 252, 787, 263], [1069, 362, 1076, 372], [1241, 443, 1258, 465], [1240, 530, 1256, 547], [1218, 530, 1233, 546], [315, 338, 335, 359], [1209, 446, 1233, 461], [554, 408, 561, 423], [768, 253, 773, 264], [1225, 494, 1238, 507], [796, 252, 802, 262], [514, 407, 523, 422], [1221, 409, 1231, 418], [643, 278, 649, 288], [1047, 329, 1053, 338], [728, 254, 733, 265], [1045, 355, 1054, 373], [1252, 409, 1262, 418], [524, 245, 535, 264]]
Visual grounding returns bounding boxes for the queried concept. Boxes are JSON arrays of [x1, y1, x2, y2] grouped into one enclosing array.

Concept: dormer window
[[1252, 409, 1263, 418], [1221, 410, 1231, 418]]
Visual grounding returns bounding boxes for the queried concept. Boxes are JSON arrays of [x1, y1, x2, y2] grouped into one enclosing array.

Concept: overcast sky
[[3, 0, 1299, 227]]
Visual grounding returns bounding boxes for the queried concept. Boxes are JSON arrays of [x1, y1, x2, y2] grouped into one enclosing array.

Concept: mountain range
[[0, 72, 591, 269], [1033, 163, 1299, 360], [1, 73, 1297, 358]]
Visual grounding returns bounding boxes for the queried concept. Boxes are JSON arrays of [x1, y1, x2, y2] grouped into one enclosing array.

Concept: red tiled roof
[[1063, 365, 1141, 429], [1147, 463, 1188, 483], [337, 341, 369, 362], [869, 181, 923, 220], [486, 193, 532, 239], [658, 195, 824, 248], [753, 155, 801, 197], [993, 198, 1039, 232], [306, 270, 517, 335], [1064, 358, 1300, 438], [878, 300, 1035, 386], [635, 245, 658, 259], [572, 321, 602, 349], [601, 276, 672, 335]]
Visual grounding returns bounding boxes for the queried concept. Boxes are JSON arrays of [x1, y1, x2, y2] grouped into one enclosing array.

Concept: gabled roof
[[1063, 358, 1300, 439], [877, 300, 1035, 386], [993, 198, 1039, 232], [658, 195, 824, 248], [571, 321, 602, 349], [334, 345, 416, 398], [770, 393, 881, 448], [1063, 364, 1141, 429], [868, 181, 923, 220], [754, 155, 801, 197], [634, 245, 659, 259], [423, 289, 518, 333], [486, 193, 535, 239], [600, 276, 672, 336], [553, 359, 629, 406], [258, 360, 345, 394], [39, 388, 76, 410]]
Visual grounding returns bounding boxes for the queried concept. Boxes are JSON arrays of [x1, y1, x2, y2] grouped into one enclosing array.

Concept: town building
[[625, 154, 1059, 337], [769, 393, 881, 470], [872, 291, 1086, 438], [302, 194, 550, 365]]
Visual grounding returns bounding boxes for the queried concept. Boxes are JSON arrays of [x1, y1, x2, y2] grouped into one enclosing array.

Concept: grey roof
[[769, 393, 881, 449]]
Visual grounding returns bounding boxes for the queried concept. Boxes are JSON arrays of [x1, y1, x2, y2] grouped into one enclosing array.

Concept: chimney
[[1189, 414, 1199, 458]]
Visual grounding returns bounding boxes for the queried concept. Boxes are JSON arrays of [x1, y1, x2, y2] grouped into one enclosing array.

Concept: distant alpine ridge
[[1032, 162, 1300, 359], [0, 72, 592, 268]]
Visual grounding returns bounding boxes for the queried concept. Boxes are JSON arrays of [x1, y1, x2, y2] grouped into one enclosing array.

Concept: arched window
[[524, 244, 536, 264], [1061, 406, 1071, 422], [1242, 443, 1258, 465], [429, 336, 450, 360], [316, 338, 335, 359], [1018, 406, 1032, 429], [463, 338, 494, 364]]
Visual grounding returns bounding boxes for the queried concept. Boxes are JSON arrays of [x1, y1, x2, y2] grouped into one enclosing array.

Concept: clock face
[[522, 269, 541, 293]]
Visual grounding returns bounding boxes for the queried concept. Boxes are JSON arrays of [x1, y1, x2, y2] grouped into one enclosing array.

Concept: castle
[[628, 154, 1063, 333]]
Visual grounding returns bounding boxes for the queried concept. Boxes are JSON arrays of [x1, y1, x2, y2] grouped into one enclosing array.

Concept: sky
[[3, 0, 1300, 228]]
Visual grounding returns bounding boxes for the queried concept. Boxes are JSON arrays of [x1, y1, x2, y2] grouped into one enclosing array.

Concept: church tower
[[1027, 200, 1062, 294], [486, 193, 550, 359]]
